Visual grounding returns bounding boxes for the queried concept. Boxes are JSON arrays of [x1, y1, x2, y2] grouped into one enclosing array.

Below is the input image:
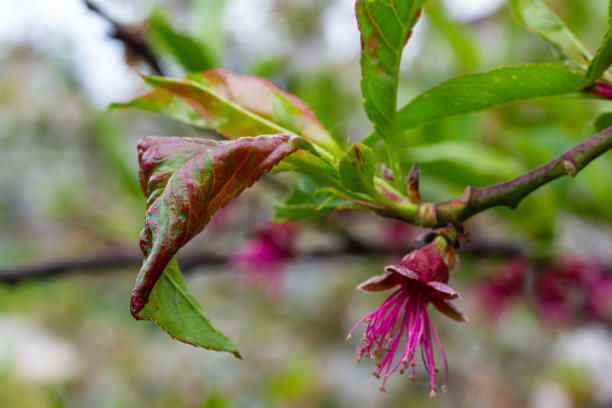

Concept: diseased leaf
[[274, 174, 357, 221], [395, 65, 583, 133], [114, 69, 341, 156], [137, 257, 242, 358], [132, 134, 310, 316], [339, 143, 376, 194], [355, 0, 426, 188], [510, 0, 591, 70], [584, 27, 612, 86], [149, 9, 215, 72], [356, 0, 426, 143]]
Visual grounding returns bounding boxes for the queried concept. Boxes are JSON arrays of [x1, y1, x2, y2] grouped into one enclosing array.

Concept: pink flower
[[348, 244, 467, 396], [230, 222, 294, 296]]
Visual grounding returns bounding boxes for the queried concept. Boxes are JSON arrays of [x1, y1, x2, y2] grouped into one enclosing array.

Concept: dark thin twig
[[0, 239, 525, 285], [83, 0, 164, 76]]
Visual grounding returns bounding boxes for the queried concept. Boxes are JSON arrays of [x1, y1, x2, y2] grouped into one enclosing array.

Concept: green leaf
[[137, 257, 242, 358], [510, 0, 591, 70], [395, 65, 583, 133], [132, 134, 310, 316], [339, 144, 376, 194], [149, 9, 215, 72], [584, 27, 612, 86], [355, 0, 427, 187], [401, 141, 527, 179], [191, 0, 227, 62], [110, 91, 208, 129], [594, 112, 612, 132], [274, 175, 356, 222], [356, 0, 426, 141], [424, 3, 478, 71]]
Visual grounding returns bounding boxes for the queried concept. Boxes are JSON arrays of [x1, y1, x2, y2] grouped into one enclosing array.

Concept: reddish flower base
[[348, 245, 466, 396]]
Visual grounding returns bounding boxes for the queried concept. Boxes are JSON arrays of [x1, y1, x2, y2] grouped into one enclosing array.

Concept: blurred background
[[1, 0, 612, 407]]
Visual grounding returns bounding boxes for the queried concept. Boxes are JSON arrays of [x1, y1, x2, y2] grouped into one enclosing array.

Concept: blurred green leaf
[[394, 65, 583, 135], [274, 175, 356, 221], [425, 3, 478, 71], [137, 257, 242, 358], [94, 117, 141, 197], [594, 111, 612, 132], [510, 0, 591, 70], [402, 141, 526, 179], [191, 0, 227, 62], [149, 9, 215, 72], [583, 27, 612, 86], [339, 143, 376, 194]]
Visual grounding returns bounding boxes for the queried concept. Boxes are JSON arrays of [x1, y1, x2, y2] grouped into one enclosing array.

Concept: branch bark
[[416, 125, 612, 227]]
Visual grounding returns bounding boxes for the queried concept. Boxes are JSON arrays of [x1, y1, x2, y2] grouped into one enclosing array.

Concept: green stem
[[416, 125, 612, 227]]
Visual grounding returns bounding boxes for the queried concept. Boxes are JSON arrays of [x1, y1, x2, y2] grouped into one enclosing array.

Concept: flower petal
[[431, 297, 468, 322], [427, 281, 460, 299], [357, 271, 400, 292], [384, 265, 419, 280]]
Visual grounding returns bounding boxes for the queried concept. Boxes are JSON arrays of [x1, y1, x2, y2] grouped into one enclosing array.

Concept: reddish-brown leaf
[[132, 134, 309, 315]]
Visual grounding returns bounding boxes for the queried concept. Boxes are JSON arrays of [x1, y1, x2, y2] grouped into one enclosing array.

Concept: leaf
[[401, 141, 527, 179], [191, 0, 227, 62], [137, 257, 242, 358], [594, 112, 612, 132], [132, 134, 310, 316], [274, 175, 356, 222], [114, 70, 341, 156], [338, 144, 376, 194], [355, 0, 426, 143], [149, 9, 215, 72], [355, 0, 427, 182], [424, 3, 478, 71], [583, 27, 612, 87], [510, 0, 591, 70], [395, 65, 583, 133], [110, 91, 208, 129]]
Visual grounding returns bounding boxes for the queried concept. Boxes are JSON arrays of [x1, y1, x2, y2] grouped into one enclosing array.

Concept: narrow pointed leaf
[[137, 257, 242, 358], [338, 143, 376, 194], [132, 134, 310, 315], [149, 9, 216, 72], [510, 0, 591, 70], [584, 27, 612, 87], [356, 0, 427, 143], [395, 65, 583, 133]]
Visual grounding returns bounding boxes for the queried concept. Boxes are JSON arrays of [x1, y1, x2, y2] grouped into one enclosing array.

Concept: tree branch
[[416, 125, 612, 227], [0, 239, 525, 284], [83, 0, 165, 76]]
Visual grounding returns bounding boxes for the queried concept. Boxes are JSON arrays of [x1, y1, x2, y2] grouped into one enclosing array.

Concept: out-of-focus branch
[[0, 238, 527, 285], [83, 0, 164, 76]]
